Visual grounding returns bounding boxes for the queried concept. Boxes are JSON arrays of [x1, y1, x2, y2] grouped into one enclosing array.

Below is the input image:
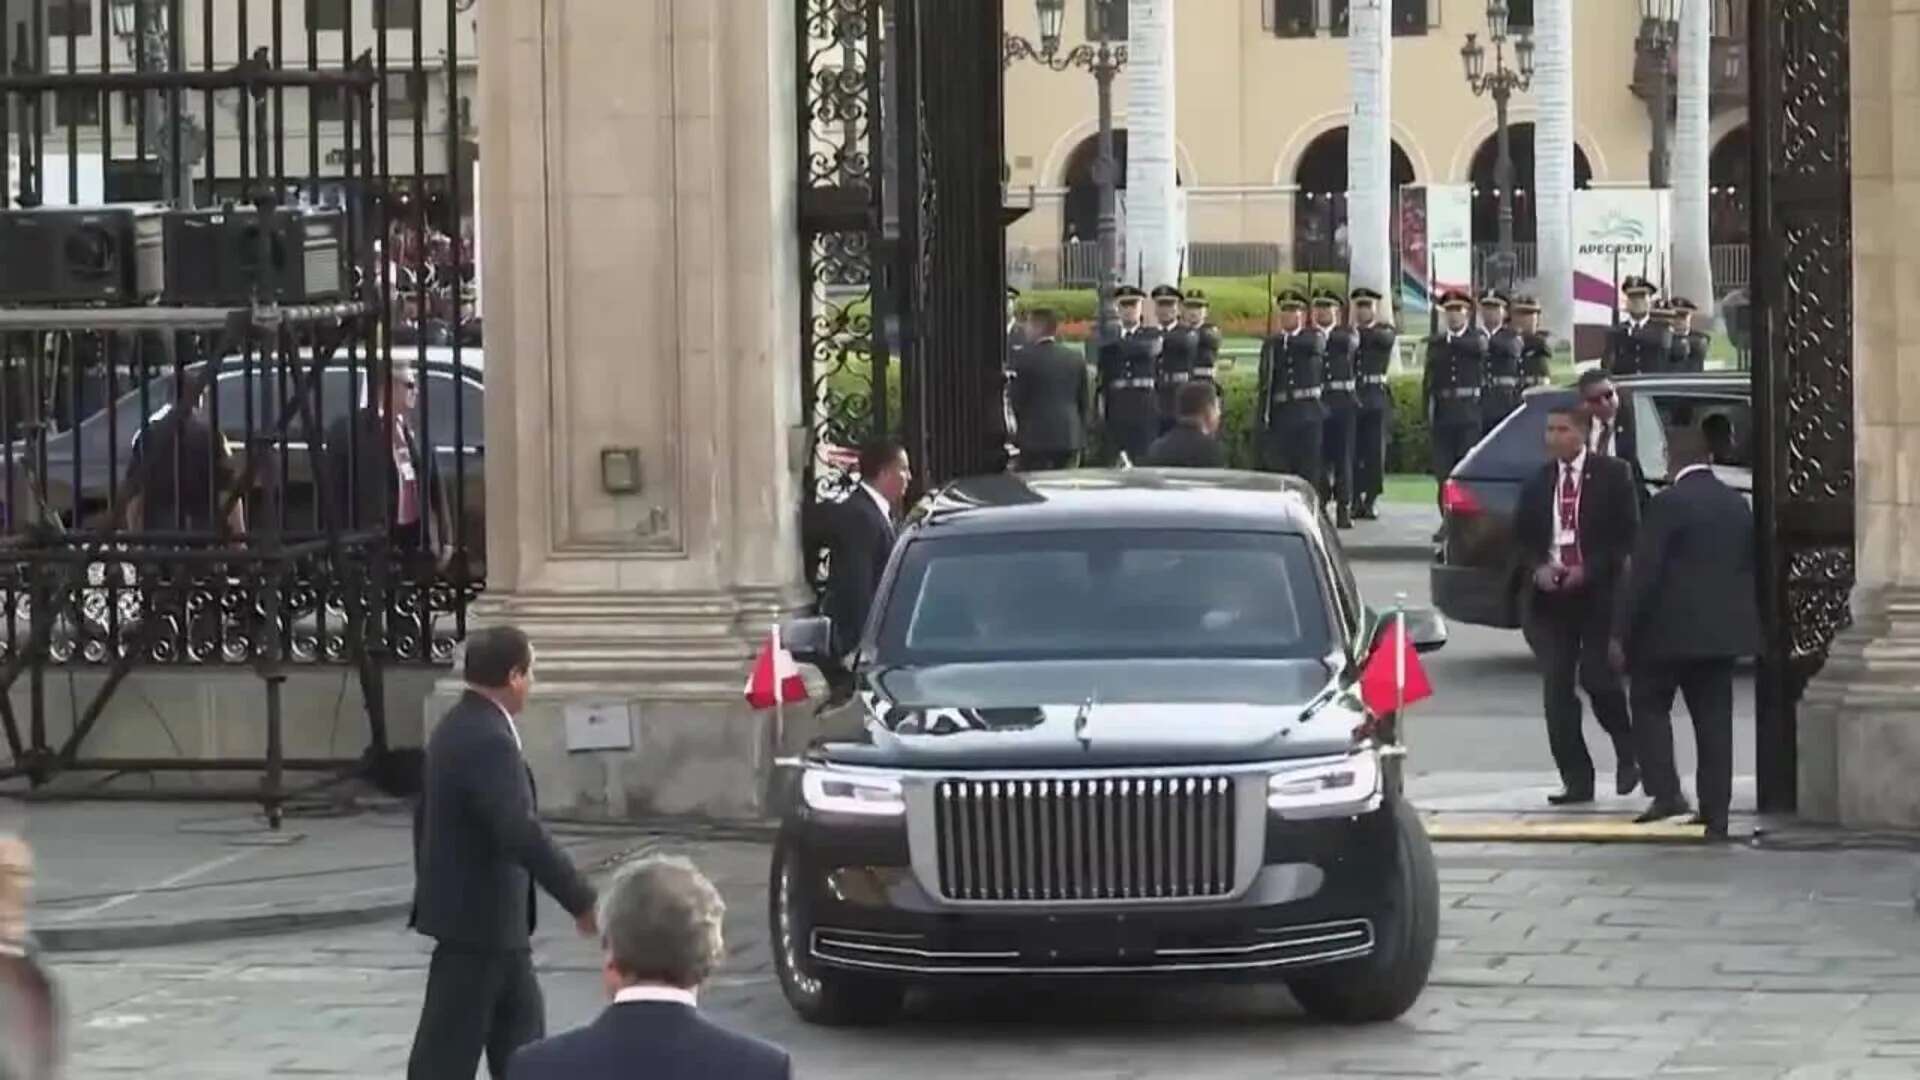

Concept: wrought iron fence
[[0, 0, 480, 818]]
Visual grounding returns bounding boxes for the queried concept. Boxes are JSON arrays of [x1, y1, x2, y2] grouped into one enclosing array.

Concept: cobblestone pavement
[[43, 836, 1920, 1080]]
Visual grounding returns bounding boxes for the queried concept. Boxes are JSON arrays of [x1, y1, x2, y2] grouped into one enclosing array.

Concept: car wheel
[[1286, 796, 1439, 1024], [768, 837, 906, 1027]]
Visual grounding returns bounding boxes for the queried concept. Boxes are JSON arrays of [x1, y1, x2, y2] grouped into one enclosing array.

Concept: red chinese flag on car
[[1359, 612, 1433, 717], [744, 626, 809, 711]]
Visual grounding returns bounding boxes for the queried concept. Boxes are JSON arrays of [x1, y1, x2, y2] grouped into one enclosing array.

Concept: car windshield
[[874, 529, 1331, 664]]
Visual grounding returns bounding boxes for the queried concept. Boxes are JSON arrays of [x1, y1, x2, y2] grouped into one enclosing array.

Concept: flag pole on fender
[[771, 622, 785, 751]]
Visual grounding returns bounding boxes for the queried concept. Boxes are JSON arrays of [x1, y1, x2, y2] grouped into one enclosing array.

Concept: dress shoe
[[1634, 799, 1691, 824], [1547, 789, 1595, 806], [1336, 505, 1354, 530], [1355, 500, 1379, 521], [1615, 760, 1641, 797]]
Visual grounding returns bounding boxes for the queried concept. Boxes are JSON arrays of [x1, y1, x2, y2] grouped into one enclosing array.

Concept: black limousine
[[770, 470, 1447, 1027]]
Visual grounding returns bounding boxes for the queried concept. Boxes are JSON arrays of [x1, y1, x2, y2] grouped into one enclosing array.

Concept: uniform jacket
[[1604, 318, 1673, 376], [1520, 330, 1554, 387], [411, 690, 597, 950], [1191, 323, 1223, 384], [1155, 322, 1198, 414], [507, 1001, 791, 1080], [1354, 322, 1398, 411], [1514, 453, 1640, 602], [1483, 325, 1525, 416], [1615, 467, 1761, 663], [1257, 327, 1327, 430], [1098, 325, 1162, 428], [1670, 329, 1710, 373], [1322, 325, 1359, 410], [1422, 328, 1489, 425], [1010, 338, 1091, 455]]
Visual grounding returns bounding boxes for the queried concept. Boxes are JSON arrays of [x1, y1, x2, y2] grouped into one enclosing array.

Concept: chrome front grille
[[933, 776, 1236, 902]]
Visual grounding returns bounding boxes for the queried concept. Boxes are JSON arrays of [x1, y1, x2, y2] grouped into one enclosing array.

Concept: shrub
[[1022, 273, 1351, 339]]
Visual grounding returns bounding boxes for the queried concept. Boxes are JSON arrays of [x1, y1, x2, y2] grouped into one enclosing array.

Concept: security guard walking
[[1257, 288, 1327, 482], [1480, 289, 1525, 438], [1098, 284, 1163, 463], [1314, 290, 1358, 529], [1350, 287, 1397, 521], [1604, 276, 1673, 376], [1152, 284, 1197, 435], [1423, 289, 1488, 517], [1184, 290, 1222, 390], [1512, 294, 1554, 389], [1670, 297, 1710, 372]]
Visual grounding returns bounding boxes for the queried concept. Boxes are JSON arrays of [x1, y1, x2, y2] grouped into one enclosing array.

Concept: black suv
[[771, 469, 1447, 1027], [1430, 371, 1752, 629]]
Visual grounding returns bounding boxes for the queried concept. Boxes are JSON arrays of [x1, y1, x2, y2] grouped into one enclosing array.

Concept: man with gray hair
[[507, 856, 790, 1080]]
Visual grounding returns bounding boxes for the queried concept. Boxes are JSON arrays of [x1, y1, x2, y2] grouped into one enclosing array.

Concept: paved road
[[43, 834, 1920, 1079]]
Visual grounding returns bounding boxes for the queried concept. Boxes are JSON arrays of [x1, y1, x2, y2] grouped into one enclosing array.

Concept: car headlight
[[1266, 750, 1382, 820], [802, 767, 906, 817]]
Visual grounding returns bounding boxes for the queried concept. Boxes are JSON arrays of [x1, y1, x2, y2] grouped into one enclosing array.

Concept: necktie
[[1558, 465, 1582, 570], [1597, 421, 1613, 456]]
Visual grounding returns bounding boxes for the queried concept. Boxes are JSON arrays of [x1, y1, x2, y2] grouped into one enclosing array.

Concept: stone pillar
[[1669, 0, 1713, 317], [447, 0, 809, 820], [1123, 0, 1179, 289], [1796, 0, 1920, 828], [1532, 0, 1577, 343], [1345, 0, 1392, 300]]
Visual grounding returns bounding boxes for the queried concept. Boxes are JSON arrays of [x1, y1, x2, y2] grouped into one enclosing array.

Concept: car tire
[[768, 837, 906, 1027], [1285, 796, 1439, 1024]]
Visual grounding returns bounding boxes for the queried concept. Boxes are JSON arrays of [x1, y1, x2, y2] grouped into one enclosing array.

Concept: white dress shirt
[[860, 482, 893, 532], [1672, 462, 1713, 484], [613, 985, 698, 1008], [483, 695, 522, 751], [1549, 450, 1588, 569], [1589, 416, 1618, 457]]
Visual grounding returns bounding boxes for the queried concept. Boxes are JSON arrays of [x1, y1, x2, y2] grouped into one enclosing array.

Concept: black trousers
[[1429, 418, 1481, 500], [1523, 589, 1636, 793], [1631, 658, 1736, 827], [1321, 402, 1357, 509], [408, 945, 545, 1080], [1354, 405, 1389, 500], [1262, 420, 1324, 483]]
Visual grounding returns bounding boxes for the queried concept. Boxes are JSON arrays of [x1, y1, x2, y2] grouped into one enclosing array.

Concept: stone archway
[[1058, 130, 1186, 244], [1465, 123, 1595, 245], [1289, 125, 1417, 272]]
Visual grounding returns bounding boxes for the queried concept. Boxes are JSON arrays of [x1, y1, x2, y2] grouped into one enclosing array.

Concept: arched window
[[1466, 123, 1595, 244], [1291, 126, 1417, 272]]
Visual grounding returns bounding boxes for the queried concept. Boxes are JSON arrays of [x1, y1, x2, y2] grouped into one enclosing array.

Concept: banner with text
[[1397, 183, 1471, 324], [1573, 188, 1672, 328]]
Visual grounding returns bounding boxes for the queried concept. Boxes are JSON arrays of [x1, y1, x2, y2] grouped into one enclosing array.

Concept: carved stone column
[[444, 0, 808, 819], [1796, 0, 1920, 828]]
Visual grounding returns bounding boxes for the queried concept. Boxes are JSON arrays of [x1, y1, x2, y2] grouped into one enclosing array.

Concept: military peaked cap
[[1477, 289, 1509, 307], [1275, 288, 1310, 309], [1311, 289, 1344, 306], [1350, 287, 1384, 303], [1150, 284, 1182, 301], [1439, 289, 1474, 308], [1115, 284, 1146, 300], [1670, 297, 1700, 313], [1181, 289, 1209, 306], [1510, 294, 1542, 314], [1620, 275, 1657, 295]]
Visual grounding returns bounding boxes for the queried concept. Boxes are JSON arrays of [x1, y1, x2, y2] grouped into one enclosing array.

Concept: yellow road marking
[[1424, 818, 1708, 843]]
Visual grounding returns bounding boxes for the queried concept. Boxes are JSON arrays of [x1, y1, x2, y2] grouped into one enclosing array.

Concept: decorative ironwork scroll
[[1750, 0, 1854, 813]]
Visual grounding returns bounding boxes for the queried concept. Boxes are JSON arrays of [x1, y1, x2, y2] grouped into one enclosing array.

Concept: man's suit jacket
[[324, 408, 450, 547], [411, 690, 596, 951], [803, 491, 896, 657], [1514, 453, 1640, 603], [1616, 468, 1762, 663], [1145, 423, 1228, 468], [1010, 339, 1090, 455], [507, 1001, 789, 1080]]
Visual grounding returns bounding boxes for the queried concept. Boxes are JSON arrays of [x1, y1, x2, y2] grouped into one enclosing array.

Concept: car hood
[[813, 659, 1364, 770]]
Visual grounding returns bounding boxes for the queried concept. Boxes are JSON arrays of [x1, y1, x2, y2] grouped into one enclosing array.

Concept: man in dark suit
[[804, 438, 908, 697], [1515, 405, 1641, 805], [507, 856, 790, 1080], [324, 361, 452, 568], [408, 626, 600, 1080], [125, 366, 247, 536], [1146, 382, 1228, 468], [1612, 427, 1759, 837], [1009, 307, 1090, 471]]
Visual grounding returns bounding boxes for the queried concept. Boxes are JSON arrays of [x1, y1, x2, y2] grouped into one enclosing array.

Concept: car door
[[1632, 390, 1753, 506]]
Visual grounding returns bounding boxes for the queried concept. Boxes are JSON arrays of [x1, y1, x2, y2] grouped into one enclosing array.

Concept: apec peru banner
[[1573, 188, 1672, 328], [1397, 184, 1472, 325]]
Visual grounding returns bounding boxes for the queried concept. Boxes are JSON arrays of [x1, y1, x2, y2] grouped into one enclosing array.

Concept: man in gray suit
[[408, 626, 599, 1080], [1009, 307, 1090, 471], [1613, 427, 1760, 838]]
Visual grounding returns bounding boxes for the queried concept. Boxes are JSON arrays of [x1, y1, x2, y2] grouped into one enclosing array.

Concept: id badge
[[1554, 524, 1577, 548], [397, 460, 417, 484]]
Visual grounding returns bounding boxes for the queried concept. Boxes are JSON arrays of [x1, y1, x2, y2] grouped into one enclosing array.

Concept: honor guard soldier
[[1152, 284, 1197, 435], [1098, 284, 1163, 463], [1670, 297, 1710, 372], [1479, 289, 1525, 438], [1350, 286, 1396, 521], [1004, 285, 1028, 457], [1604, 276, 1673, 376], [1511, 294, 1554, 389], [1257, 288, 1328, 482], [1183, 290, 1222, 390], [1313, 290, 1359, 529], [1424, 289, 1488, 517]]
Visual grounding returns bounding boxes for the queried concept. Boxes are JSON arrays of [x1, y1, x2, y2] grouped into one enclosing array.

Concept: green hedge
[[1018, 273, 1350, 327]]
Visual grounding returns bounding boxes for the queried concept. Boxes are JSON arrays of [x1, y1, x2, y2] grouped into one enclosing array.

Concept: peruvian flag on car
[[744, 626, 809, 711]]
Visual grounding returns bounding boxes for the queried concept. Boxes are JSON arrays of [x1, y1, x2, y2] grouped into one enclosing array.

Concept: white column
[[1671, 0, 1714, 317], [1124, 0, 1180, 288], [1345, 0, 1392, 298], [1532, 0, 1576, 341]]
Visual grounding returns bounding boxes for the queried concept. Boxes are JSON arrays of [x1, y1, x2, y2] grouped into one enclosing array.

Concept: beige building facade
[[1003, 0, 1752, 278]]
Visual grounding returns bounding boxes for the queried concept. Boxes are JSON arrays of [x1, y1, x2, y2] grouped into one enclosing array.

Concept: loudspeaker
[[160, 206, 348, 306], [0, 204, 167, 305]]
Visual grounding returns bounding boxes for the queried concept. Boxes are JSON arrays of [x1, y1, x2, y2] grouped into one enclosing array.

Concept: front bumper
[[785, 800, 1402, 980]]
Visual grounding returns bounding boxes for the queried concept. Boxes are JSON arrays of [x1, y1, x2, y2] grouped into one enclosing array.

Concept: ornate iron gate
[[795, 0, 1006, 520], [1749, 0, 1854, 813]]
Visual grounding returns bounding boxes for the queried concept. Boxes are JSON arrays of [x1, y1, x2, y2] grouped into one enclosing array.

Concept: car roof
[[917, 469, 1324, 536]]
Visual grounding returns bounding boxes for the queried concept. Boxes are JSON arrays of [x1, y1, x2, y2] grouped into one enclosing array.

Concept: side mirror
[[781, 615, 835, 667], [1404, 606, 1449, 654]]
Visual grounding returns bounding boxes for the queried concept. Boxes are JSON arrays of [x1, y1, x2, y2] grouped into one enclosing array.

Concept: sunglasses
[[1584, 389, 1617, 403]]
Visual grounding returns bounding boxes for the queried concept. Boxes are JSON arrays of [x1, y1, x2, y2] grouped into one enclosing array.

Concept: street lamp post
[[1460, 2, 1534, 291], [1637, 0, 1679, 189], [109, 0, 202, 206], [1006, 0, 1128, 348]]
